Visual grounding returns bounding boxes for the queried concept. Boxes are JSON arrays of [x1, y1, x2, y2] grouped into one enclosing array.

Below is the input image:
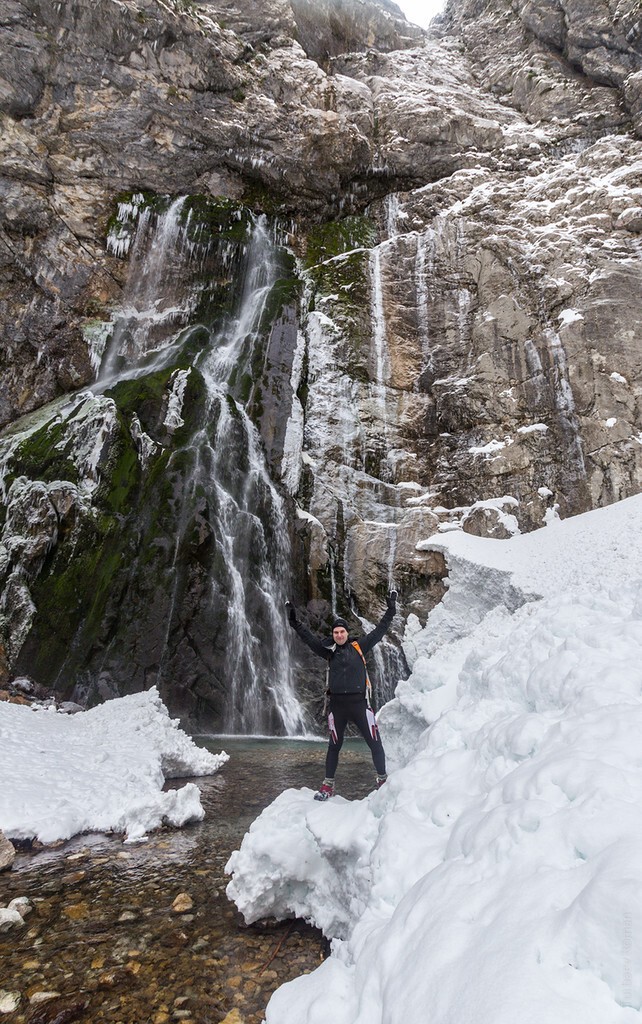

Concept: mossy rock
[[14, 370, 211, 690], [106, 191, 172, 245], [180, 195, 253, 245], [241, 178, 292, 216], [105, 358, 208, 446], [304, 215, 378, 269], [9, 416, 80, 487]]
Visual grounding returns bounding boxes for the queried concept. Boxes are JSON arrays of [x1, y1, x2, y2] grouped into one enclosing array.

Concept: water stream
[[98, 200, 306, 734], [369, 244, 392, 480], [0, 739, 375, 1024]]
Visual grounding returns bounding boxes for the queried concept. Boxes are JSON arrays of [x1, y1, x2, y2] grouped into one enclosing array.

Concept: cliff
[[1, 0, 641, 726]]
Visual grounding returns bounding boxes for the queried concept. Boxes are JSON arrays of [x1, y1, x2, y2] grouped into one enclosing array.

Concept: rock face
[[1, 0, 642, 726], [0, 832, 15, 872]]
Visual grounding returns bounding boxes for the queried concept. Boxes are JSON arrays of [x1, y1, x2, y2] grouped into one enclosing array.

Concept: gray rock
[[0, 832, 15, 872], [0, 991, 21, 1015], [10, 676, 34, 694]]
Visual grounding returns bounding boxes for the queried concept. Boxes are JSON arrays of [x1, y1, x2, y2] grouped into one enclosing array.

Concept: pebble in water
[[0, 991, 20, 1014]]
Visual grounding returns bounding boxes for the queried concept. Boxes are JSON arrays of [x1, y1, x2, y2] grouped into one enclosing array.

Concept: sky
[[398, 0, 446, 29]]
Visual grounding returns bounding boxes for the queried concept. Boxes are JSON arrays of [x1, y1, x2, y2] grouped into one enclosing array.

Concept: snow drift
[[0, 687, 228, 843], [227, 494, 642, 1024]]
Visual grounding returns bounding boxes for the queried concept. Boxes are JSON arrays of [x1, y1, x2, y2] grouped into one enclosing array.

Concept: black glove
[[386, 590, 397, 611], [285, 600, 297, 627]]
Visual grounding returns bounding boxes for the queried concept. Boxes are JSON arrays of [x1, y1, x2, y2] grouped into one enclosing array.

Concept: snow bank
[[227, 494, 642, 1024], [0, 687, 228, 844]]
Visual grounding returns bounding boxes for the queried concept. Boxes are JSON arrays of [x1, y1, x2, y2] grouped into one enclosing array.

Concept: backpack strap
[[351, 641, 373, 709], [323, 642, 337, 717]]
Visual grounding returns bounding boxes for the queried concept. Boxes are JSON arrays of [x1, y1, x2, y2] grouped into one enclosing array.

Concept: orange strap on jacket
[[352, 641, 373, 708]]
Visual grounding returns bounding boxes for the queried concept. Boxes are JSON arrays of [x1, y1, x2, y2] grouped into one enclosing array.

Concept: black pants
[[325, 694, 386, 778]]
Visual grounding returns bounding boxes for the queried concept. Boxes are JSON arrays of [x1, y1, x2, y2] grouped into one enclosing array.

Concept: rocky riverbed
[[0, 738, 375, 1023]]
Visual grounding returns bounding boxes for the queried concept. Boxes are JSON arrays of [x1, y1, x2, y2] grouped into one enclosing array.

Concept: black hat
[[332, 617, 349, 631]]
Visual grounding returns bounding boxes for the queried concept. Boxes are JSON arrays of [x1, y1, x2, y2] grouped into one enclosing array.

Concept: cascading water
[[369, 243, 393, 479], [190, 219, 306, 734], [100, 196, 196, 381], [93, 199, 307, 734]]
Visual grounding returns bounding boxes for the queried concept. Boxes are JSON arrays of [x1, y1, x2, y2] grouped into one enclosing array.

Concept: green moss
[[93, 428, 140, 517], [9, 417, 80, 487], [241, 179, 290, 217], [304, 216, 378, 269], [105, 191, 170, 240], [258, 261, 301, 333], [23, 516, 125, 679], [180, 195, 253, 245], [15, 362, 210, 687], [105, 359, 207, 445], [304, 217, 378, 384], [18, 404, 144, 682]]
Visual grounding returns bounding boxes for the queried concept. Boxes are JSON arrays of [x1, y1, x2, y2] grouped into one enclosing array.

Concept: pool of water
[[0, 737, 377, 1023]]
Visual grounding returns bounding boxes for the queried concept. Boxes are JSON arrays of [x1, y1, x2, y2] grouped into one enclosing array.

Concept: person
[[285, 592, 397, 800]]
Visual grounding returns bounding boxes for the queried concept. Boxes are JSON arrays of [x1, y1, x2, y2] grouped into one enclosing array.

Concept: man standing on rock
[[285, 593, 397, 800]]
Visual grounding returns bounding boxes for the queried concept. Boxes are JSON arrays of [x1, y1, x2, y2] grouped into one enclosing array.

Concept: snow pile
[[0, 687, 228, 844], [227, 493, 642, 1024]]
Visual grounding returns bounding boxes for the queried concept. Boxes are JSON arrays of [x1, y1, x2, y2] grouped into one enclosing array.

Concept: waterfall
[[355, 611, 405, 708], [100, 197, 196, 381], [192, 218, 306, 734], [369, 244, 393, 479], [96, 199, 307, 734], [542, 327, 588, 489], [414, 229, 433, 364]]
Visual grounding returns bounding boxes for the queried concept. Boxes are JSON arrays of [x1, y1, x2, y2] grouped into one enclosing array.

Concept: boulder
[[0, 833, 16, 872]]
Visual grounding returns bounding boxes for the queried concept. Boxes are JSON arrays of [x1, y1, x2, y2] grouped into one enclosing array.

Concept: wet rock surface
[[0, 738, 373, 1023]]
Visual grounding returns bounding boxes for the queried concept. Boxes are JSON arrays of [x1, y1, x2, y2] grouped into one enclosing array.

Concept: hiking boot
[[314, 779, 335, 801], [375, 774, 387, 790]]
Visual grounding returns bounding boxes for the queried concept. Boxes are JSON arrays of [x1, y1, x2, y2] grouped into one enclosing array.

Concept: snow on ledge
[[0, 687, 228, 844], [468, 438, 507, 455]]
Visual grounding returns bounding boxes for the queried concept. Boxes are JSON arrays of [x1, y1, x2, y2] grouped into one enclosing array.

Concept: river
[[0, 737, 377, 1023]]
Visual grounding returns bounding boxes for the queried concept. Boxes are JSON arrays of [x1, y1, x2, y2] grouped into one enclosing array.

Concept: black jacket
[[293, 605, 394, 695]]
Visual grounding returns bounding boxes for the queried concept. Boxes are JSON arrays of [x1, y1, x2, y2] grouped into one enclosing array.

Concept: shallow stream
[[0, 737, 376, 1023]]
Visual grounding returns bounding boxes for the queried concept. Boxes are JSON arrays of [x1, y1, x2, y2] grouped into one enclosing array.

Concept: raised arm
[[358, 591, 397, 654], [286, 602, 332, 660]]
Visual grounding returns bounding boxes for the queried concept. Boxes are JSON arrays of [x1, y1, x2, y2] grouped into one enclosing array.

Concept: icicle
[[99, 196, 193, 382]]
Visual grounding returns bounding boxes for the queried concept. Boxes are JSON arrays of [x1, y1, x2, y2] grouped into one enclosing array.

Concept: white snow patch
[[0, 688, 227, 844], [468, 438, 506, 455], [517, 422, 549, 434], [55, 396, 119, 493], [295, 506, 325, 530], [130, 414, 161, 469], [610, 372, 628, 384], [558, 308, 584, 325], [460, 496, 520, 536], [281, 328, 307, 495]]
